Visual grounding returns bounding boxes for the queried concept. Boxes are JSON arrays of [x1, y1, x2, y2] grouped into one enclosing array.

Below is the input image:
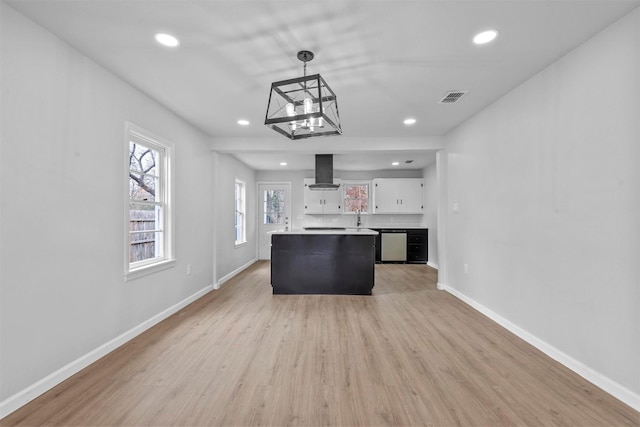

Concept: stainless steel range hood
[[309, 154, 340, 190]]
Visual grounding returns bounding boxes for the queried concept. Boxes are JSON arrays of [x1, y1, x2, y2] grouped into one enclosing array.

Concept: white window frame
[[124, 122, 175, 281], [342, 180, 371, 214], [235, 179, 246, 246]]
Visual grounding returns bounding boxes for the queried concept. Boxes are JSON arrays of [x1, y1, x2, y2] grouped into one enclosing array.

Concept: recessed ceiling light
[[237, 119, 250, 126], [154, 33, 179, 47], [473, 29, 499, 45], [392, 162, 400, 166], [280, 162, 287, 166], [403, 118, 416, 125]]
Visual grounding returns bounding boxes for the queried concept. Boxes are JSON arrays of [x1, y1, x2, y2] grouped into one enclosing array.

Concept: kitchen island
[[270, 228, 378, 295]]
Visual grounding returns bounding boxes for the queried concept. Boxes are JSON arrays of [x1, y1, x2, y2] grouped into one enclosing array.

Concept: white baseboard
[[436, 282, 446, 290], [0, 284, 214, 419], [427, 261, 439, 270], [215, 258, 257, 289], [440, 284, 640, 412]]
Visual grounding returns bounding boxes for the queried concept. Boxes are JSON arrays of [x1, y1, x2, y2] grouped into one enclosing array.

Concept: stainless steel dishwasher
[[381, 231, 407, 262]]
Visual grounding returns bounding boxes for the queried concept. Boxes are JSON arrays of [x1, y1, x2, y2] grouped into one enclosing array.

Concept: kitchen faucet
[[356, 209, 362, 227]]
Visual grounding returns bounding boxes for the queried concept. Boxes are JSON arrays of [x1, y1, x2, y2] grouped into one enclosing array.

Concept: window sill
[[235, 241, 247, 249], [125, 259, 176, 282]]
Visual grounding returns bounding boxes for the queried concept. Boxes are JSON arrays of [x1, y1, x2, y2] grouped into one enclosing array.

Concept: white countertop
[[270, 228, 378, 236], [367, 225, 428, 229]]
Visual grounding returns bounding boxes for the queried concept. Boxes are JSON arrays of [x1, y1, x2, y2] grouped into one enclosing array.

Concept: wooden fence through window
[[130, 209, 157, 262]]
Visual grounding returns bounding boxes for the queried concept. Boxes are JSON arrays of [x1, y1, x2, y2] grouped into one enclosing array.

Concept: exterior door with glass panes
[[258, 182, 291, 260]]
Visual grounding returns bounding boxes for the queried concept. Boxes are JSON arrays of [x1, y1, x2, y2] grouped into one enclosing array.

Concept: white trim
[[440, 283, 640, 412], [341, 180, 372, 214], [125, 259, 176, 282], [427, 261, 439, 270], [215, 258, 257, 289], [233, 178, 247, 248], [256, 181, 293, 185], [436, 282, 446, 290], [211, 152, 219, 298], [256, 182, 292, 260], [234, 178, 247, 245], [0, 285, 214, 419], [435, 149, 448, 296], [124, 122, 175, 278]]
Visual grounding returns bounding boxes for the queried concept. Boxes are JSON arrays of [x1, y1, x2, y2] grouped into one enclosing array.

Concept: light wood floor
[[2, 262, 638, 426]]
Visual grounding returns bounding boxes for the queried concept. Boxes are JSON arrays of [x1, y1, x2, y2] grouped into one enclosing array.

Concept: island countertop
[[270, 228, 378, 236]]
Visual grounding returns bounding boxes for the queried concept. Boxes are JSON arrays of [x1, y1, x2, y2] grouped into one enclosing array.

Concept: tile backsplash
[[297, 214, 426, 229]]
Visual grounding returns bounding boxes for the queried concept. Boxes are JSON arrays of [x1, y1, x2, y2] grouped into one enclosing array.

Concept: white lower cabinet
[[372, 178, 424, 214], [303, 178, 342, 214]]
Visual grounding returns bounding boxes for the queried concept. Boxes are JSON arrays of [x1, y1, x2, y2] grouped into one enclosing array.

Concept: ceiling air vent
[[439, 90, 468, 104]]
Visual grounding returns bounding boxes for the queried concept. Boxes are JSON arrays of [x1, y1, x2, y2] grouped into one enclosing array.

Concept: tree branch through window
[[129, 143, 156, 197]]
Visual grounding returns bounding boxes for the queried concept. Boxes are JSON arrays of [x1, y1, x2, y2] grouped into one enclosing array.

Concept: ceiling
[[7, 0, 639, 170], [236, 151, 437, 172]]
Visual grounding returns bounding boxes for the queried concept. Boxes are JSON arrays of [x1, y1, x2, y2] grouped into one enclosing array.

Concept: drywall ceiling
[[6, 0, 639, 170], [236, 151, 437, 172]]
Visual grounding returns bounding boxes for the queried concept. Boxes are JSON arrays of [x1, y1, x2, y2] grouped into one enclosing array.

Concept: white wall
[[0, 3, 213, 407], [441, 8, 639, 405], [211, 136, 444, 153], [213, 153, 257, 283], [255, 168, 427, 230], [422, 162, 438, 267]]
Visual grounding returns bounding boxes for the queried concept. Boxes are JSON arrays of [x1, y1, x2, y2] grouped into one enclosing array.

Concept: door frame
[[256, 181, 292, 260]]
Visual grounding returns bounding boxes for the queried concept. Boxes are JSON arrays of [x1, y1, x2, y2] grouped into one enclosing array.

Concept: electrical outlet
[[464, 263, 469, 274], [187, 264, 191, 275]]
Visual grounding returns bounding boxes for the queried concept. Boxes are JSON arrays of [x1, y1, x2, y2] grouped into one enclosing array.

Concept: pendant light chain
[[303, 60, 308, 94]]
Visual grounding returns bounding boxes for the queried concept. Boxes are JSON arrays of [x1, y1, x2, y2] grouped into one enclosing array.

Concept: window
[[343, 182, 370, 213], [263, 189, 286, 224], [235, 179, 246, 245], [125, 123, 174, 280]]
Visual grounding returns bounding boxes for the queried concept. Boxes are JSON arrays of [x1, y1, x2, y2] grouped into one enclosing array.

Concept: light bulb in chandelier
[[286, 103, 295, 117], [302, 98, 313, 128], [285, 103, 297, 131], [303, 98, 313, 114]]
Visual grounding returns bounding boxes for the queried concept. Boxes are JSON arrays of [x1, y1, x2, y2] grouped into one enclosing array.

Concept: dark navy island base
[[270, 233, 376, 295]]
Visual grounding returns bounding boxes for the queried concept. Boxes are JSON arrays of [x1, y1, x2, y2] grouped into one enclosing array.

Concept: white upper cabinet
[[371, 179, 398, 213], [372, 178, 424, 214], [303, 178, 342, 214], [398, 179, 424, 213]]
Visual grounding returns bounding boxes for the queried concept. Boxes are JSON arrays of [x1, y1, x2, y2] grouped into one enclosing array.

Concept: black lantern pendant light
[[264, 50, 342, 140]]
